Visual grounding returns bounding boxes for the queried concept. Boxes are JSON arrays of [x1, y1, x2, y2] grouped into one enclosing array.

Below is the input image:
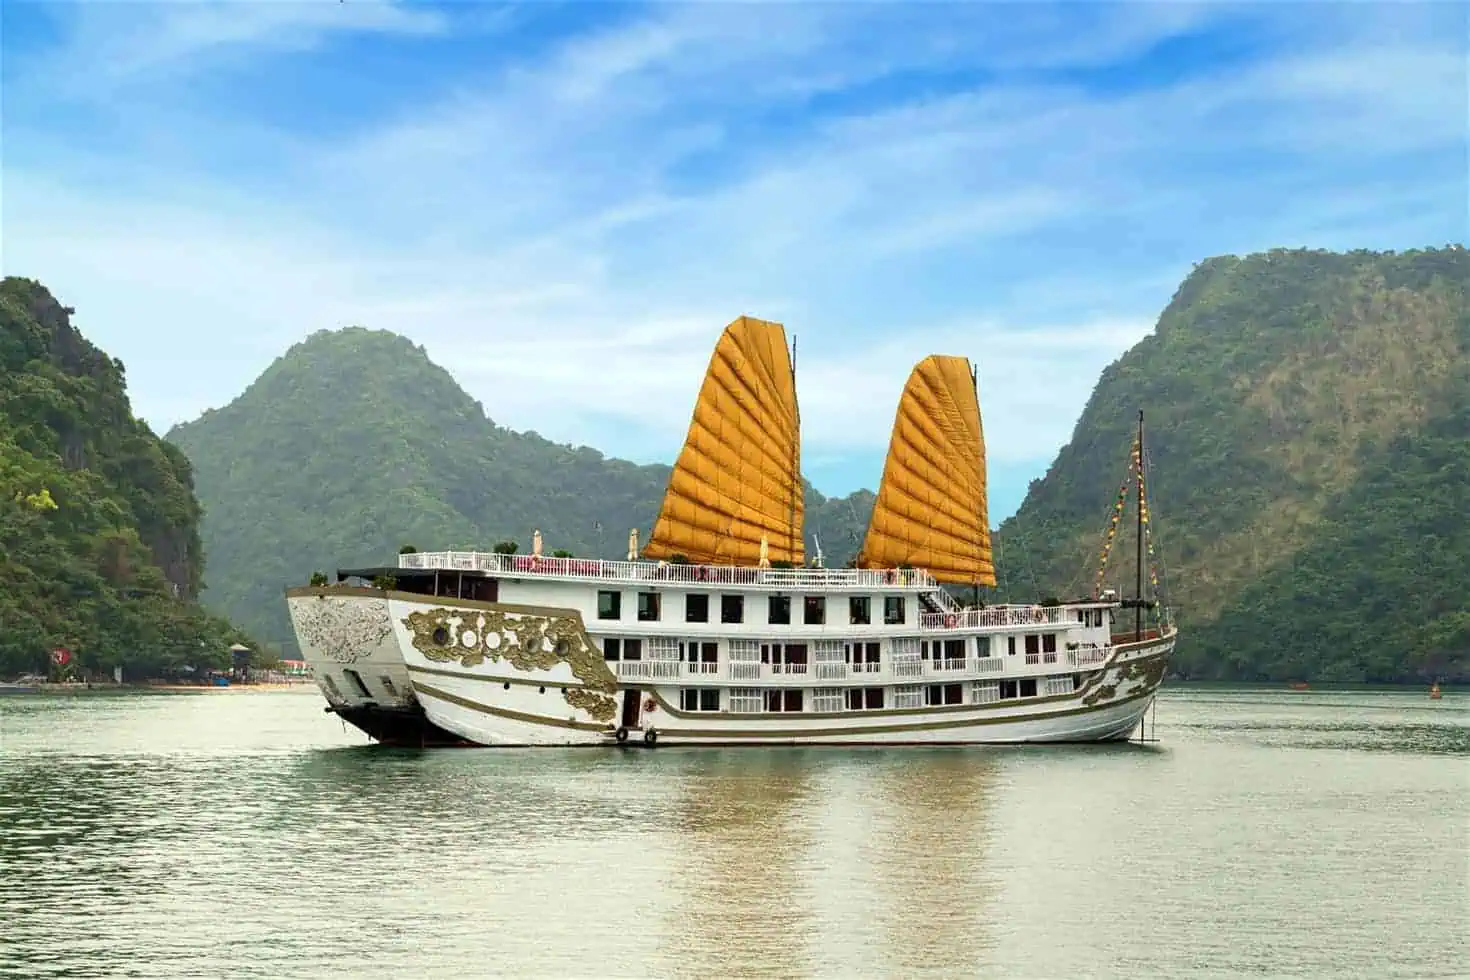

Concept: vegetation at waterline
[[165, 327, 874, 644], [996, 247, 1469, 683], [0, 278, 251, 678]]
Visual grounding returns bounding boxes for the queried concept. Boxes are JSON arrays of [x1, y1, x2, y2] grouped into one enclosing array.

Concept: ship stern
[[285, 586, 465, 746]]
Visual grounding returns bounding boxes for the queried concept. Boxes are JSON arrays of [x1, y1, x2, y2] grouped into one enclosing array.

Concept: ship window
[[893, 685, 924, 709], [925, 683, 964, 706], [1043, 675, 1075, 696], [803, 596, 826, 625], [637, 592, 661, 622], [728, 688, 762, 713], [623, 638, 643, 661], [768, 595, 791, 625], [602, 638, 621, 661], [1042, 633, 1057, 654], [683, 641, 718, 664], [849, 596, 870, 625], [764, 689, 803, 712], [999, 679, 1019, 700], [597, 591, 621, 620], [685, 593, 709, 623], [1007, 635, 1017, 656], [680, 688, 720, 712], [972, 681, 1000, 704], [720, 594, 744, 624], [1019, 678, 1038, 698], [1025, 634, 1040, 655], [866, 687, 885, 709], [883, 596, 906, 625], [812, 688, 844, 713]]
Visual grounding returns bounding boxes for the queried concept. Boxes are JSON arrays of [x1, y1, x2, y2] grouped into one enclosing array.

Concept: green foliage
[[0, 278, 251, 678], [491, 540, 518, 555], [371, 574, 398, 591], [996, 246, 1469, 683], [167, 327, 873, 644], [551, 549, 574, 558], [398, 544, 417, 554], [308, 572, 329, 587]]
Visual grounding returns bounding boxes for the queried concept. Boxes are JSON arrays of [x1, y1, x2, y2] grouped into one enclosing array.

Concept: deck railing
[[918, 605, 1069, 631], [397, 550, 937, 590]]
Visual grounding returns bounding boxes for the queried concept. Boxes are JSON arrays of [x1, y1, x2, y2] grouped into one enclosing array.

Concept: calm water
[[1, 687, 1465, 979]]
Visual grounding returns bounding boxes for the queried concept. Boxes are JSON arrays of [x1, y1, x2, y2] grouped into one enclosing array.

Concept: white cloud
[[2, 0, 1464, 497]]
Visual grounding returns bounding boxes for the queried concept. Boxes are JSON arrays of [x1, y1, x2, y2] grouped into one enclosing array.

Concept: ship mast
[[1135, 409, 1145, 642], [972, 360, 982, 609], [790, 334, 799, 565]]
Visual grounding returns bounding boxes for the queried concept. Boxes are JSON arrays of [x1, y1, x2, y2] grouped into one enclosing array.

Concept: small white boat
[[287, 316, 1176, 747]]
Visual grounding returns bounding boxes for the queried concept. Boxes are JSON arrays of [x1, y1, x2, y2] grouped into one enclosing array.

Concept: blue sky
[[2, 1, 1465, 523]]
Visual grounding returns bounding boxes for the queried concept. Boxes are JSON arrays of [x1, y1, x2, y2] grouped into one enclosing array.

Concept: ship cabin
[[336, 550, 1123, 714]]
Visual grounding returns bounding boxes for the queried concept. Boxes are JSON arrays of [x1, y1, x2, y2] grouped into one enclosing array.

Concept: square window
[[849, 596, 870, 625], [637, 592, 661, 622], [602, 638, 622, 662], [685, 593, 709, 623], [883, 596, 906, 625], [803, 596, 825, 625], [720, 594, 744, 624], [699, 688, 719, 711], [623, 638, 643, 661], [597, 590, 621, 620], [768, 595, 791, 625]]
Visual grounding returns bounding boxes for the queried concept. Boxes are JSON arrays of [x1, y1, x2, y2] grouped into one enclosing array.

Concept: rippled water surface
[[1, 686, 1465, 979]]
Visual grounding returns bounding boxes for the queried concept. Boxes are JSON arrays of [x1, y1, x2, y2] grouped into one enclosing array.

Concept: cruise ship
[[287, 316, 1176, 747]]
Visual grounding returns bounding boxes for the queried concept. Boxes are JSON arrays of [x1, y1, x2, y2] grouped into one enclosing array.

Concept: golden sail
[[642, 316, 804, 566], [857, 355, 994, 586]]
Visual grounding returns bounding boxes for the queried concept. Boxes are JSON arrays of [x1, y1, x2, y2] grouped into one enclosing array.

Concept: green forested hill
[[0, 278, 249, 677], [995, 247, 1469, 683], [166, 327, 874, 645]]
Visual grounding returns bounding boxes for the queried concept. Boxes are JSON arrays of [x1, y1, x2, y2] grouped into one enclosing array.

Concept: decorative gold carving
[[565, 687, 618, 722], [402, 605, 618, 722], [290, 595, 393, 664]]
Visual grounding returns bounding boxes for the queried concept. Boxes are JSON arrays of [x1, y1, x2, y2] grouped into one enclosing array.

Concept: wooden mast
[[1135, 409, 1145, 642]]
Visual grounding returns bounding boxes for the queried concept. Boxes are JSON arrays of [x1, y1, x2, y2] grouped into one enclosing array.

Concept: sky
[[2, 1, 1465, 523]]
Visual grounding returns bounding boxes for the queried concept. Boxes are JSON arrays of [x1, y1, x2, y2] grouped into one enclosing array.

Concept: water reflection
[[868, 750, 1000, 976], [659, 750, 817, 979]]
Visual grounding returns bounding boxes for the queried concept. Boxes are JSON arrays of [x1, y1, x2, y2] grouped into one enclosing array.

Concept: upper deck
[[397, 550, 940, 593]]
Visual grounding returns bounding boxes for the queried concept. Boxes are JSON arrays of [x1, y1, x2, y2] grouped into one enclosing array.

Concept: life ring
[[944, 614, 957, 629], [643, 728, 659, 747], [615, 726, 629, 743], [643, 697, 657, 713]]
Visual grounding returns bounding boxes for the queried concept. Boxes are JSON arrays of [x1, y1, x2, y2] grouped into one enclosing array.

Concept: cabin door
[[620, 689, 642, 729]]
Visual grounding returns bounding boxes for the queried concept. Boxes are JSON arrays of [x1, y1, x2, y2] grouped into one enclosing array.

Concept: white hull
[[289, 587, 1174, 748], [286, 589, 467, 745]]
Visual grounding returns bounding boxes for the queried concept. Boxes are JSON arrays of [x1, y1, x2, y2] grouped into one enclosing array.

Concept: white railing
[[852, 661, 882, 674], [893, 660, 924, 678], [398, 550, 937, 590], [1068, 644, 1111, 667], [918, 604, 1070, 631], [686, 662, 720, 675], [771, 663, 809, 675], [934, 657, 968, 672], [815, 663, 848, 680], [615, 661, 652, 680], [975, 657, 1005, 674]]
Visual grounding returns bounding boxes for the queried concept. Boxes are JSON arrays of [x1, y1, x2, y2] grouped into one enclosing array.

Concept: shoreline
[[1, 681, 319, 695]]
